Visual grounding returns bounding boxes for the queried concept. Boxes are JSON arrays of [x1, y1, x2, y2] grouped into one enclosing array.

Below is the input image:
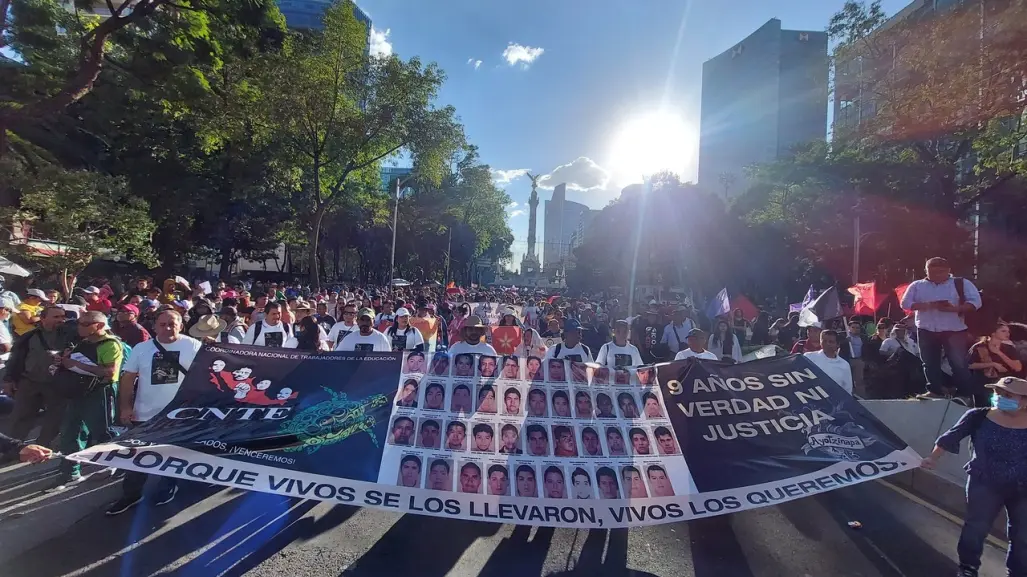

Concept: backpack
[[953, 277, 992, 335], [554, 343, 591, 361]]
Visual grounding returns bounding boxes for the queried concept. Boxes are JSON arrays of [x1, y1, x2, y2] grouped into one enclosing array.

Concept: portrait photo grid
[[378, 351, 690, 501]]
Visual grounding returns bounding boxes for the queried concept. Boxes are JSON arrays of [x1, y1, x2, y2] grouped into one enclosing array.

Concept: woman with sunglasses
[[922, 376, 1027, 577]]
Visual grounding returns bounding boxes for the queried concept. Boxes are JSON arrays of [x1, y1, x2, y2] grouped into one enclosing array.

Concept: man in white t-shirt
[[545, 319, 593, 362], [326, 302, 359, 349], [243, 302, 291, 347], [0, 299, 14, 372], [448, 315, 497, 356], [337, 308, 391, 352], [661, 307, 697, 355], [674, 328, 719, 361], [595, 320, 643, 368], [109, 310, 202, 516], [804, 330, 854, 395]]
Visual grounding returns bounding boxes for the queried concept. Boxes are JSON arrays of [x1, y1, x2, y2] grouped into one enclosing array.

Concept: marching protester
[[661, 307, 696, 357], [708, 319, 743, 363], [596, 320, 643, 369], [336, 308, 391, 352], [288, 316, 327, 351], [900, 257, 981, 403], [674, 329, 719, 361], [846, 319, 866, 397], [189, 313, 240, 344], [878, 324, 925, 398], [3, 305, 75, 451], [218, 306, 247, 343], [386, 308, 425, 352], [108, 310, 201, 514], [790, 323, 822, 354], [545, 319, 593, 362], [631, 301, 664, 364], [921, 376, 1027, 577], [326, 302, 359, 349], [55, 311, 124, 488], [111, 304, 150, 346], [447, 316, 497, 356], [243, 302, 292, 347], [803, 329, 854, 395]]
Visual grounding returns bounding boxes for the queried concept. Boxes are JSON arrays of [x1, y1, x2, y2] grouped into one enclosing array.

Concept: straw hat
[[188, 314, 227, 339]]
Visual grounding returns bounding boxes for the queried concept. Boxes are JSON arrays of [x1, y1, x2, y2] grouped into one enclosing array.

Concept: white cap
[[82, 286, 101, 294], [648, 299, 658, 306], [26, 288, 47, 299], [395, 307, 411, 317], [0, 298, 15, 311]]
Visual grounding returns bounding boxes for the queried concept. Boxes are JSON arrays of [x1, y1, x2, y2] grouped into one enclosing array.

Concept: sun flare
[[609, 110, 695, 183]]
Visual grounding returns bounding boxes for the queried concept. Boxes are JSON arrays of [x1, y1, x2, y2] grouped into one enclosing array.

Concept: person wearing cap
[[922, 376, 1027, 577], [82, 286, 112, 315], [0, 275, 20, 308], [447, 315, 497, 356], [661, 307, 697, 356], [674, 329, 719, 361], [242, 301, 292, 347], [900, 257, 982, 401], [12, 289, 47, 337], [336, 308, 391, 352], [291, 300, 327, 343], [595, 320, 643, 369], [385, 308, 425, 352], [112, 304, 151, 346], [631, 300, 665, 364], [545, 319, 594, 362]]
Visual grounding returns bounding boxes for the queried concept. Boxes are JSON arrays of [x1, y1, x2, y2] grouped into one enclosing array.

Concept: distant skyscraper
[[380, 166, 413, 196], [543, 184, 592, 274], [697, 19, 828, 198], [277, 0, 370, 33]]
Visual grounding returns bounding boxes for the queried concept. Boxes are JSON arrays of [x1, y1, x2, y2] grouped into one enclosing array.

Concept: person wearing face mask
[[446, 316, 497, 356], [336, 309, 391, 352], [922, 377, 1027, 577]]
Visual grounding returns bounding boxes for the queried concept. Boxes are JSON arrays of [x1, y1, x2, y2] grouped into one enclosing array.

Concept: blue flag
[[788, 285, 816, 313], [705, 288, 731, 320]]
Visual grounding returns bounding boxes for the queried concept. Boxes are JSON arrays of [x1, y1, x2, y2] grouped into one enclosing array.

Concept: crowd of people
[[0, 255, 1023, 576]]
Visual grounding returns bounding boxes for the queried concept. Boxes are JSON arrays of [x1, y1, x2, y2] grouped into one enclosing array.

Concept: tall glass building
[[277, 0, 371, 31]]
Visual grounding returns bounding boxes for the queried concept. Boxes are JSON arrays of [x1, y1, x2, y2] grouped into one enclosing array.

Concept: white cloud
[[508, 209, 526, 218], [506, 202, 518, 209], [467, 58, 483, 70], [502, 43, 544, 68], [369, 27, 392, 57], [491, 168, 531, 186], [538, 157, 611, 191]]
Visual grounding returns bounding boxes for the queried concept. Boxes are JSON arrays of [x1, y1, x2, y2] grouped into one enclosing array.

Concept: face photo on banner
[[596, 466, 621, 499], [570, 362, 588, 384], [427, 458, 453, 491], [547, 359, 567, 383], [430, 352, 450, 377], [444, 420, 467, 451], [628, 426, 653, 456], [595, 392, 616, 418], [471, 422, 495, 452], [404, 351, 426, 375], [453, 354, 475, 378], [498, 423, 523, 454], [593, 367, 610, 385], [551, 390, 572, 418], [478, 355, 498, 378], [396, 377, 419, 408], [605, 426, 628, 456], [571, 466, 595, 499], [574, 389, 594, 419], [621, 465, 649, 498], [617, 392, 640, 419], [552, 425, 578, 457], [543, 465, 568, 499], [389, 416, 415, 446], [451, 384, 473, 414], [459, 461, 483, 494], [614, 369, 631, 386], [476, 385, 497, 414], [525, 424, 549, 457], [580, 426, 603, 456], [526, 356, 544, 382], [653, 425, 681, 456], [636, 366, 655, 386], [527, 388, 547, 417], [397, 454, 422, 488], [502, 387, 522, 415], [500, 355, 521, 380], [417, 418, 442, 449], [423, 381, 446, 411], [647, 464, 675, 497], [487, 463, 511, 495], [515, 463, 539, 498], [641, 391, 665, 418]]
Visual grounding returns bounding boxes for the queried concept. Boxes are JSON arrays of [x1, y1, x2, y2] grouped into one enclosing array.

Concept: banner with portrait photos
[[68, 346, 919, 529]]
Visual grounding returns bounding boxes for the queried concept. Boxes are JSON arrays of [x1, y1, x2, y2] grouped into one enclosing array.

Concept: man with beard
[[337, 309, 391, 352], [390, 417, 415, 445], [447, 316, 497, 356]]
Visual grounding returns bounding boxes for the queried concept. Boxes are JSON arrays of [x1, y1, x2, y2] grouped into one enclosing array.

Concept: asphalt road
[[3, 478, 1009, 577]]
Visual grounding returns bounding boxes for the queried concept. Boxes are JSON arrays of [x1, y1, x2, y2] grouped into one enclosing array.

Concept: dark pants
[[8, 379, 68, 449], [58, 385, 116, 478], [917, 329, 975, 399], [958, 477, 1027, 576], [119, 421, 176, 499]]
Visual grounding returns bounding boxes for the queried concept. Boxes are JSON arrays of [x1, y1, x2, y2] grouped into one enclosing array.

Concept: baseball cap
[[26, 288, 47, 300], [987, 377, 1027, 396], [82, 286, 101, 294], [686, 328, 705, 338], [648, 299, 658, 306], [141, 299, 159, 310], [358, 308, 375, 320], [118, 304, 140, 316], [395, 307, 411, 317], [563, 319, 581, 332]]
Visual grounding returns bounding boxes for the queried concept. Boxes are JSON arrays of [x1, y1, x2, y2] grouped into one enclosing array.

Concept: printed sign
[[70, 349, 918, 529]]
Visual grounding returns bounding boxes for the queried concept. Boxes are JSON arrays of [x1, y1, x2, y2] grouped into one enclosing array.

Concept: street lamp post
[[852, 214, 880, 284], [390, 174, 415, 286]]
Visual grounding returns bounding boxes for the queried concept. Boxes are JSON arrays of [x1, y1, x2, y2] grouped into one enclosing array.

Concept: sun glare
[[609, 110, 695, 183]]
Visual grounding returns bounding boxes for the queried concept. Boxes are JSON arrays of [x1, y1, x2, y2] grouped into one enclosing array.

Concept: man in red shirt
[[82, 286, 112, 314], [111, 304, 151, 346]]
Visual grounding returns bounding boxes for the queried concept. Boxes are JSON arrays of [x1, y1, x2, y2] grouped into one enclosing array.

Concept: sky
[[358, 0, 911, 268]]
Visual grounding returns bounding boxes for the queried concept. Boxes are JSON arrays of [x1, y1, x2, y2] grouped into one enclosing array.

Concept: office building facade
[[697, 19, 828, 198], [543, 184, 593, 274], [277, 0, 370, 31]]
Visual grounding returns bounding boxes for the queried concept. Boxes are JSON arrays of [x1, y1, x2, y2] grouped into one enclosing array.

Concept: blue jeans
[[958, 477, 1027, 576], [917, 329, 974, 398]]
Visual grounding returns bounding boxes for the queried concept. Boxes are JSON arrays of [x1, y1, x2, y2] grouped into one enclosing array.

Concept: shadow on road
[[687, 516, 757, 577]]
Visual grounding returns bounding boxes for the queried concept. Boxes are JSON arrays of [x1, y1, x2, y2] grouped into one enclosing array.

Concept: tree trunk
[[308, 205, 328, 289], [218, 244, 233, 280]]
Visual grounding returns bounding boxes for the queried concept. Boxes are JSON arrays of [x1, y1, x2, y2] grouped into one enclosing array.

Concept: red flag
[[847, 282, 878, 315], [490, 326, 522, 355], [894, 283, 912, 314]]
